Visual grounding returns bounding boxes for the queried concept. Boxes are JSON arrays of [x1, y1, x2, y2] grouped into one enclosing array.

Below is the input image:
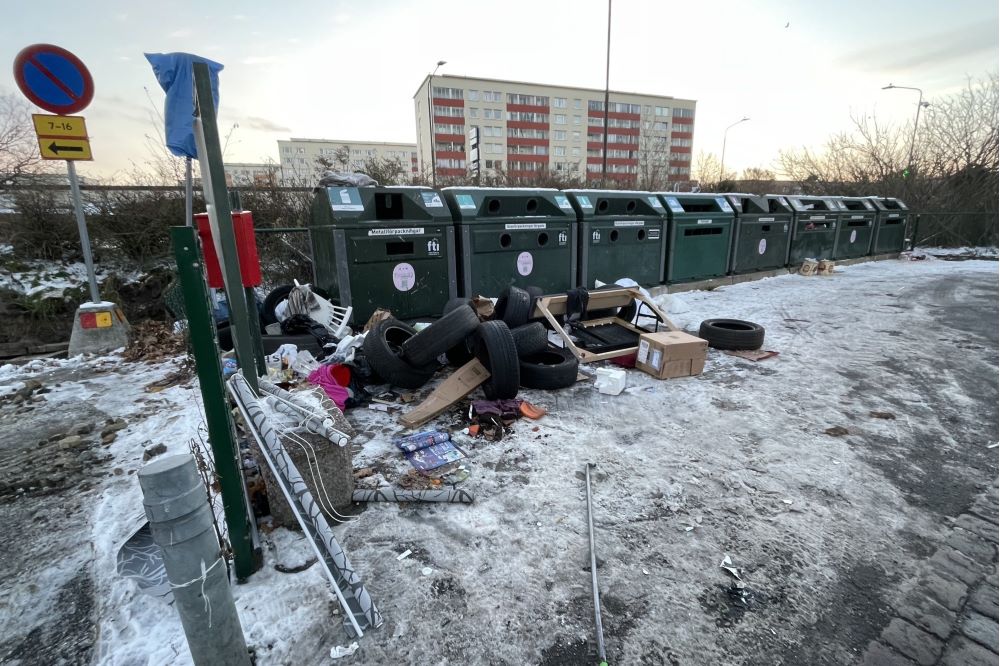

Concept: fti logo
[[558, 231, 568, 245], [592, 230, 601, 243], [427, 238, 440, 255]]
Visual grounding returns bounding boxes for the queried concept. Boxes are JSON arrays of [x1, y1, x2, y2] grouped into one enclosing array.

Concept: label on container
[[558, 231, 568, 245], [392, 263, 416, 291], [650, 348, 663, 370], [555, 195, 573, 209], [850, 230, 857, 243], [637, 339, 650, 364], [516, 251, 534, 276], [455, 194, 477, 210], [575, 195, 593, 208], [591, 230, 602, 243], [368, 227, 425, 236], [758, 239, 767, 255], [426, 238, 441, 256], [331, 187, 364, 211], [614, 220, 645, 227], [697, 219, 713, 225], [759, 217, 775, 222], [648, 196, 664, 209], [888, 213, 899, 218], [665, 198, 684, 213], [850, 215, 863, 220], [809, 215, 826, 220], [421, 191, 444, 208], [716, 198, 733, 212], [505, 223, 546, 230], [648, 229, 661, 240]]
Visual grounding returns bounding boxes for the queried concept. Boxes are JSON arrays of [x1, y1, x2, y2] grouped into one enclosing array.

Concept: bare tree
[[0, 92, 46, 185], [692, 151, 735, 191]]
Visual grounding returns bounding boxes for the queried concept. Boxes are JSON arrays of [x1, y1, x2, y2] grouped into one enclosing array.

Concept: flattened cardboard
[[399, 359, 490, 428], [635, 330, 707, 380]]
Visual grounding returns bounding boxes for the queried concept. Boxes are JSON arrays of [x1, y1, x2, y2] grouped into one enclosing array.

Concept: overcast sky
[[2, 0, 996, 181]]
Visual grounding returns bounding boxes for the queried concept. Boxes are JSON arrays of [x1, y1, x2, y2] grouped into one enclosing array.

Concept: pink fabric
[[307, 365, 349, 410]]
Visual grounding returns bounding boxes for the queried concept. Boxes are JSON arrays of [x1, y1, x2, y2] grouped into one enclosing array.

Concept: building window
[[643, 105, 651, 115], [484, 108, 502, 120], [468, 90, 480, 101], [671, 137, 693, 147], [553, 146, 566, 157], [554, 114, 566, 125], [552, 130, 567, 141], [436, 158, 466, 168], [507, 111, 549, 123], [469, 108, 479, 119], [588, 100, 604, 111], [669, 152, 691, 161], [573, 131, 581, 141], [571, 147, 581, 157], [573, 115, 581, 125], [508, 93, 549, 106], [486, 143, 503, 154], [296, 147, 306, 153], [508, 127, 549, 139], [553, 97, 567, 108], [483, 91, 502, 102], [673, 108, 695, 118], [653, 121, 669, 131], [434, 123, 463, 134], [574, 99, 582, 109], [433, 105, 464, 117], [281, 146, 291, 153], [432, 86, 463, 100], [654, 106, 670, 117]]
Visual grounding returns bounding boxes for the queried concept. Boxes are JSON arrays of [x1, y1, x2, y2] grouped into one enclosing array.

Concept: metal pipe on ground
[[352, 488, 474, 504], [585, 463, 608, 666], [138, 454, 250, 666]]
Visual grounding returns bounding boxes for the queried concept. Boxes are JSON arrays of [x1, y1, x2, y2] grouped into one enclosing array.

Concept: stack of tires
[[361, 286, 579, 397]]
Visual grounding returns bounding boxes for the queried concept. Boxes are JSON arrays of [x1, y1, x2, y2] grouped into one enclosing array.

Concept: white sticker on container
[[505, 223, 546, 230], [332, 204, 365, 211], [648, 229, 661, 240], [637, 339, 650, 364], [558, 231, 568, 245], [455, 194, 477, 210], [516, 251, 534, 276], [555, 195, 573, 209], [368, 227, 425, 236], [339, 189, 352, 204], [851, 215, 863, 220], [576, 195, 593, 208], [697, 219, 713, 225], [759, 217, 775, 222], [421, 192, 444, 208], [717, 198, 733, 212], [758, 239, 767, 255], [850, 230, 857, 243], [648, 196, 664, 208], [614, 220, 645, 227], [591, 230, 602, 243], [426, 238, 441, 256], [888, 213, 899, 218], [666, 198, 684, 212], [809, 215, 826, 220], [392, 263, 416, 291], [650, 348, 663, 370]]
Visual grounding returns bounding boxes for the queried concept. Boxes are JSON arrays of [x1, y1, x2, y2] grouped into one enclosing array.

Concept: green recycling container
[[442, 187, 578, 297], [564, 189, 667, 288], [784, 195, 840, 264], [724, 194, 793, 274], [656, 192, 735, 283], [308, 186, 456, 324], [832, 197, 876, 259], [868, 197, 909, 254]]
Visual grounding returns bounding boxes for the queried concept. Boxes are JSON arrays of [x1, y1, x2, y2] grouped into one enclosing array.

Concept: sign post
[[13, 43, 129, 355]]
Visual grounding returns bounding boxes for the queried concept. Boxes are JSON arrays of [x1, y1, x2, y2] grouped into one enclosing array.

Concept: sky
[[1, 0, 997, 181]]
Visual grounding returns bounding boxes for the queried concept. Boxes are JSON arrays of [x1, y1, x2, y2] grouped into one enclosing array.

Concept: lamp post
[[882, 83, 930, 176], [600, 0, 612, 188], [428, 60, 446, 187], [719, 116, 749, 186]]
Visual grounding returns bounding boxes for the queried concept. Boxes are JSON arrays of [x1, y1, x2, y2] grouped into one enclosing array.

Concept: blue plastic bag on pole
[[144, 52, 224, 159]]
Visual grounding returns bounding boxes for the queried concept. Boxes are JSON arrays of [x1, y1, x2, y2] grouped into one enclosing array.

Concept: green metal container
[[564, 189, 667, 288], [657, 192, 735, 283], [308, 186, 456, 324], [784, 195, 840, 264], [869, 197, 909, 254], [832, 197, 876, 259], [724, 194, 793, 274], [442, 187, 578, 297]]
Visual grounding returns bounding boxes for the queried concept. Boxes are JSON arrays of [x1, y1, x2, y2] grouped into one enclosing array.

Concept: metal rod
[[600, 0, 612, 188], [66, 161, 101, 304], [185, 157, 194, 227], [585, 463, 607, 664]]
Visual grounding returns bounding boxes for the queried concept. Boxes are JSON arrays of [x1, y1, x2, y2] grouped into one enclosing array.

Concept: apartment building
[[223, 162, 281, 187], [277, 138, 419, 185], [413, 74, 695, 185]]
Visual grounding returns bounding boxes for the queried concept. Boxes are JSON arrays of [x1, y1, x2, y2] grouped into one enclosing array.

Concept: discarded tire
[[698, 319, 765, 351], [261, 285, 293, 325], [474, 321, 520, 400], [519, 348, 579, 390], [402, 304, 480, 366], [493, 286, 531, 328], [510, 322, 548, 357], [442, 297, 474, 316], [363, 318, 437, 389], [525, 286, 544, 316]]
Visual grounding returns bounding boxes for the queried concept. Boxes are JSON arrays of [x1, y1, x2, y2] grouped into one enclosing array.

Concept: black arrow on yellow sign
[[47, 141, 85, 155]]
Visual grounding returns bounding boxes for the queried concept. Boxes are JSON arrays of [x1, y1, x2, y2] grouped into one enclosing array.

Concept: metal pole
[[908, 90, 924, 171], [66, 161, 101, 304], [719, 117, 749, 186], [138, 454, 251, 666], [585, 463, 607, 665], [185, 157, 194, 226], [600, 0, 612, 188]]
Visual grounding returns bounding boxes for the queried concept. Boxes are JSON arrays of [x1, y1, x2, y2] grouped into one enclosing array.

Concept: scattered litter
[[723, 349, 779, 362], [519, 401, 546, 420], [824, 426, 849, 437], [396, 549, 412, 561], [869, 411, 896, 420], [719, 555, 744, 583], [402, 435, 465, 473], [642, 569, 650, 575], [988, 443, 999, 449], [781, 499, 793, 505], [329, 642, 359, 659], [594, 367, 627, 395], [421, 567, 433, 576]]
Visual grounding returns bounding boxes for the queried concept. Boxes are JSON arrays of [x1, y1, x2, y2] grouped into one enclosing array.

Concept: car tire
[[519, 347, 579, 390], [473, 321, 520, 400], [492, 286, 532, 328], [402, 304, 481, 366], [510, 322, 548, 357], [442, 297, 474, 316], [698, 318, 765, 350], [363, 318, 437, 389]]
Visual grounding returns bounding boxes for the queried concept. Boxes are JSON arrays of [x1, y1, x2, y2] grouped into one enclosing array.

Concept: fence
[[911, 211, 999, 249]]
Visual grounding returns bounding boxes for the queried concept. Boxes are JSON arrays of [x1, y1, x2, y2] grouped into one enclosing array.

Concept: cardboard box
[[635, 331, 707, 379]]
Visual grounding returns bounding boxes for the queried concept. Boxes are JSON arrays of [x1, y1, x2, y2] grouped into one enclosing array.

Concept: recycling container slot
[[683, 202, 716, 212], [637, 229, 646, 240], [847, 220, 868, 227], [385, 241, 413, 256], [375, 193, 404, 219], [609, 230, 620, 242], [767, 200, 786, 213], [841, 199, 870, 211], [684, 227, 723, 237], [762, 225, 771, 232], [625, 200, 637, 213], [487, 199, 501, 215], [500, 233, 512, 248], [526, 198, 538, 213], [538, 232, 549, 246], [597, 199, 610, 213], [885, 219, 902, 225]]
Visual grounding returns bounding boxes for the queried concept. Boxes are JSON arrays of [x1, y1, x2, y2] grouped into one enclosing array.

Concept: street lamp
[[719, 116, 750, 185], [882, 83, 930, 176], [428, 60, 446, 187]]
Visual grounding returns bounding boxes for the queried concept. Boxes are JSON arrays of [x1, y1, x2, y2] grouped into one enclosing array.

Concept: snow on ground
[[0, 259, 145, 298], [915, 245, 999, 260], [0, 256, 997, 666]]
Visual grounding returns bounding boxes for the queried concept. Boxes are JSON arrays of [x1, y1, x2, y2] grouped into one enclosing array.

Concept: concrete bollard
[[138, 454, 251, 666]]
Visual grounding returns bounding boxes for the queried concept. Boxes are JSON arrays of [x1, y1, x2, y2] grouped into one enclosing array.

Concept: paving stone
[[968, 585, 999, 621], [897, 587, 958, 640], [923, 572, 969, 611], [960, 610, 1000, 653], [881, 618, 943, 666], [930, 546, 984, 585], [860, 640, 917, 666], [956, 514, 1000, 545], [939, 635, 998, 666], [947, 527, 997, 562]]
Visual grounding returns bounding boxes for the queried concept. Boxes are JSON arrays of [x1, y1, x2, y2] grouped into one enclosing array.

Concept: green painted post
[[171, 225, 260, 580], [192, 62, 259, 394]]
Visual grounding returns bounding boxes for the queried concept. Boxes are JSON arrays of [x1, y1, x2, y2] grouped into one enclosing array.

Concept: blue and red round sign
[[13, 44, 94, 115]]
